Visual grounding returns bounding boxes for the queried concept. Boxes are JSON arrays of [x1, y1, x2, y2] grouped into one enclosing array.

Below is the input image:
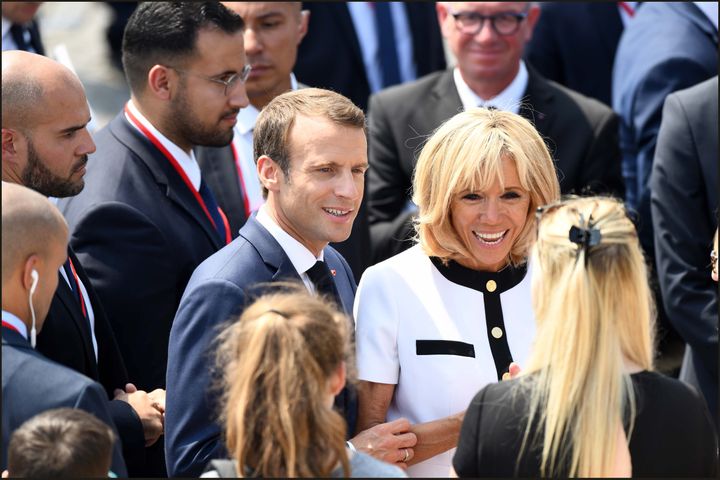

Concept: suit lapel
[[109, 113, 223, 250], [239, 216, 303, 283], [336, 4, 368, 79], [53, 275, 99, 371], [520, 66, 556, 138], [195, 144, 247, 238]]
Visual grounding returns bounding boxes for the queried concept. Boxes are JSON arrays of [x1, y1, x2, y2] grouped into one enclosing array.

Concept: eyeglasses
[[166, 64, 252, 96], [448, 8, 529, 36]]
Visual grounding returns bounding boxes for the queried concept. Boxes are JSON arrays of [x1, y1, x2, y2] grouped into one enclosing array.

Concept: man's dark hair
[[121, 2, 245, 95], [7, 408, 116, 477]]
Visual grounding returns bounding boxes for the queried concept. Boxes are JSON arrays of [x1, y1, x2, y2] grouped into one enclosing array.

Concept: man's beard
[[21, 138, 87, 198], [168, 89, 237, 148]]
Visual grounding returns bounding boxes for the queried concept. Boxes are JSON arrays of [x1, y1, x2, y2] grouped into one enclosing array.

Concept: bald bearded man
[[1, 50, 164, 475]]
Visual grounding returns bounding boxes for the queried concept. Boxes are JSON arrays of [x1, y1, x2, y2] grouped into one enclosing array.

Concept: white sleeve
[[353, 264, 400, 384]]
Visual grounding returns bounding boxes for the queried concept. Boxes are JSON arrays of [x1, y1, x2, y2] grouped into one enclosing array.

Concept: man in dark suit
[[613, 2, 718, 261], [166, 88, 418, 477], [651, 77, 719, 428], [368, 1, 623, 262], [293, 1, 446, 111], [197, 2, 372, 282], [525, 2, 628, 106], [1, 183, 126, 476], [58, 4, 249, 475], [1, 50, 163, 475], [1, 2, 45, 54]]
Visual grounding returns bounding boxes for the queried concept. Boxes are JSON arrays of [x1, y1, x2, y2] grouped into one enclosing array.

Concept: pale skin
[[256, 113, 417, 466]]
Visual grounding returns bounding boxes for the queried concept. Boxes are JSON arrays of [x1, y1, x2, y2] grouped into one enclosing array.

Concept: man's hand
[[148, 388, 166, 413], [350, 417, 417, 469], [114, 383, 164, 447]]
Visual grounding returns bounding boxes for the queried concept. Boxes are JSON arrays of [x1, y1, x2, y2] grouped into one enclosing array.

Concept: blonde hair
[[215, 285, 352, 477], [412, 107, 560, 266], [521, 196, 655, 477]]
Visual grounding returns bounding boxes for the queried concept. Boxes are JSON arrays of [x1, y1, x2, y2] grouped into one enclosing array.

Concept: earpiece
[[30, 269, 38, 295]]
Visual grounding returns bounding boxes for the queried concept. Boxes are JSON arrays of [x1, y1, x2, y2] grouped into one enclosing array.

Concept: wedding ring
[[402, 448, 409, 462]]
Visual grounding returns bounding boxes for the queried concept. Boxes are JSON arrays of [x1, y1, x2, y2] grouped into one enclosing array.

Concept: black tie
[[9, 24, 29, 51], [306, 261, 343, 309]]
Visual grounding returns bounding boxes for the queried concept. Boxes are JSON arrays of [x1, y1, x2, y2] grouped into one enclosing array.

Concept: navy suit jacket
[[367, 66, 624, 262], [651, 77, 719, 428], [165, 215, 357, 477], [525, 2, 623, 106], [612, 2, 718, 256], [294, 2, 446, 111], [2, 328, 127, 476], [60, 112, 225, 391], [35, 247, 145, 473]]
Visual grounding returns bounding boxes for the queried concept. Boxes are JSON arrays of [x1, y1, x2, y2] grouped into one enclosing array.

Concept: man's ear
[[2, 128, 28, 173], [297, 10, 310, 44], [257, 155, 284, 194], [147, 65, 176, 101], [329, 362, 346, 397]]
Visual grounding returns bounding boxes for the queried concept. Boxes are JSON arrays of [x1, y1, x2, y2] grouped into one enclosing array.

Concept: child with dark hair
[[3, 408, 116, 478]]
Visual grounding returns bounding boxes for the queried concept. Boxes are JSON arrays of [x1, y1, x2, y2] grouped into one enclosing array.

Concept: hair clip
[[568, 213, 601, 265]]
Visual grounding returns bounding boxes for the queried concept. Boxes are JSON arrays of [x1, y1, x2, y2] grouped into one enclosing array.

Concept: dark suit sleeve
[[621, 57, 714, 251], [165, 279, 247, 478], [107, 399, 146, 475], [650, 93, 718, 384], [367, 92, 417, 262], [74, 382, 128, 477], [69, 202, 176, 390]]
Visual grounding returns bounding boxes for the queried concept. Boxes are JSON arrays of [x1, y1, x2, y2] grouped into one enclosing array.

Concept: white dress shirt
[[453, 60, 529, 114], [2, 309, 28, 340], [255, 205, 323, 294]]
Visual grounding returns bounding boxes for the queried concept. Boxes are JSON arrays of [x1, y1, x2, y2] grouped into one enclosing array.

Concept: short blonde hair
[[412, 107, 560, 266]]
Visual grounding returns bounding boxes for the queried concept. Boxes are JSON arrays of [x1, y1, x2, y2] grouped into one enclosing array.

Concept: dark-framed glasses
[[167, 64, 252, 96], [448, 8, 528, 36]]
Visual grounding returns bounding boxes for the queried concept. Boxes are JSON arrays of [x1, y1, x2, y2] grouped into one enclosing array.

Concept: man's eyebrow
[[58, 117, 91, 135]]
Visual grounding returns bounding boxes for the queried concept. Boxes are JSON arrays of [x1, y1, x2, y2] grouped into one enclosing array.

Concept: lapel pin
[[330, 269, 336, 276]]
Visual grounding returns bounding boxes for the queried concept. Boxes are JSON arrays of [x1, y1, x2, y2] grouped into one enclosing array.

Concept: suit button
[[486, 280, 497, 292], [491, 327, 503, 339]]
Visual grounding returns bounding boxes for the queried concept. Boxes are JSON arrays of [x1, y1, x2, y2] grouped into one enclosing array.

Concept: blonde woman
[[203, 287, 405, 478], [355, 108, 560, 476], [453, 197, 718, 477]]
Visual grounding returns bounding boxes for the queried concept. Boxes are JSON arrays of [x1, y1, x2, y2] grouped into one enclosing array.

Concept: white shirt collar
[[235, 73, 298, 135], [125, 99, 202, 191], [694, 2, 719, 30], [453, 60, 528, 115], [256, 205, 324, 277], [2, 310, 28, 340]]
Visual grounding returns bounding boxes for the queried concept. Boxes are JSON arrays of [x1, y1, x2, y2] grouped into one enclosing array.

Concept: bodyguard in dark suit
[[1, 183, 126, 476], [1, 50, 162, 475], [368, 2, 623, 262], [197, 2, 371, 281], [612, 1, 718, 259], [59, 4, 249, 475], [166, 88, 417, 477], [293, 1, 446, 111], [651, 77, 719, 428], [525, 2, 626, 106]]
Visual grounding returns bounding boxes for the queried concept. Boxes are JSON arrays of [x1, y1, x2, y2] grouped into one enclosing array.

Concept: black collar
[[429, 257, 528, 294]]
